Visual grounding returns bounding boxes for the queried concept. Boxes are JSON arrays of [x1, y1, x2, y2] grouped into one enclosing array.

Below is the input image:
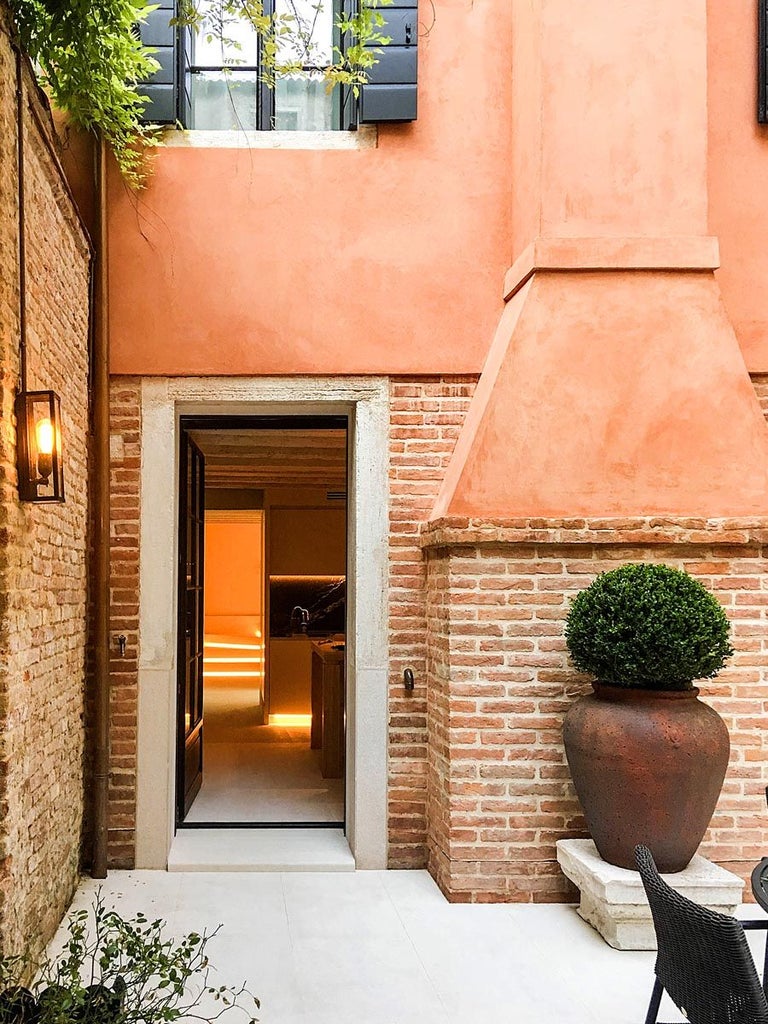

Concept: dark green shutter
[[359, 0, 417, 123], [137, 1, 181, 124]]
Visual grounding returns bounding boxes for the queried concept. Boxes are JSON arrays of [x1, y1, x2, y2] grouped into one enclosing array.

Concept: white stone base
[[557, 838, 745, 950]]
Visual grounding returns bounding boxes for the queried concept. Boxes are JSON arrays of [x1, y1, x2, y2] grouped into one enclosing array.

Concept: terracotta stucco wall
[[708, 0, 768, 372], [0, 12, 91, 953], [105, 0, 513, 377]]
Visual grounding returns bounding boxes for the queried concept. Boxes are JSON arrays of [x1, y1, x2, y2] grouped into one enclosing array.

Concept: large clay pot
[[563, 683, 729, 872]]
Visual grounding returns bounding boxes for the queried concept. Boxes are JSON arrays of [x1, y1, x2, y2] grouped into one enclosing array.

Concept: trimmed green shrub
[[564, 563, 733, 690]]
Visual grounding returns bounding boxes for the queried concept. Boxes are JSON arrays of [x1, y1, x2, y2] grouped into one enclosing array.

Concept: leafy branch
[[9, 0, 162, 188], [8, 0, 392, 190], [0, 892, 260, 1024], [176, 0, 392, 96]]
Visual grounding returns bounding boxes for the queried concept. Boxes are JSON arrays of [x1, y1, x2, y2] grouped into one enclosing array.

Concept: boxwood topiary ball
[[564, 563, 733, 690]]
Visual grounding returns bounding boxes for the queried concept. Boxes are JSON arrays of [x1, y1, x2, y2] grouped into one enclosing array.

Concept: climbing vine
[[9, 0, 391, 189], [9, 0, 161, 188], [176, 0, 392, 95]]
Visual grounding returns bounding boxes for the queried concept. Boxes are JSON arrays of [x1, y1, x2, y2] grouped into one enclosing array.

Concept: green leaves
[[0, 892, 260, 1024], [564, 563, 734, 690], [10, 0, 162, 187], [11, 0, 398, 187], [176, 0, 394, 93]]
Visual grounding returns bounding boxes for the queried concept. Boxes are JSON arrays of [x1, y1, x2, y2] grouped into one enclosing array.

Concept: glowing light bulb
[[36, 417, 54, 455], [35, 417, 54, 480]]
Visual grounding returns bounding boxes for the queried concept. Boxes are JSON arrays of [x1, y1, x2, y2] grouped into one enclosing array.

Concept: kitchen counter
[[310, 639, 345, 779]]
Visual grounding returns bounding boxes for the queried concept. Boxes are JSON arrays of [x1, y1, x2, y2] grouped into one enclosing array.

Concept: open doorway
[[176, 416, 347, 830]]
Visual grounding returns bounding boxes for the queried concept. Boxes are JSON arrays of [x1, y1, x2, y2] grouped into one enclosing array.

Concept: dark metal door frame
[[175, 413, 350, 830], [175, 428, 205, 824]]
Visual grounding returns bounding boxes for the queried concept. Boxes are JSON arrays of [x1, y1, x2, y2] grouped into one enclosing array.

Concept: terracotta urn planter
[[563, 563, 735, 874], [563, 683, 730, 872]]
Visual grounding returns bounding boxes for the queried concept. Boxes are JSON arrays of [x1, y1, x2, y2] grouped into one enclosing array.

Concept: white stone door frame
[[134, 376, 390, 869]]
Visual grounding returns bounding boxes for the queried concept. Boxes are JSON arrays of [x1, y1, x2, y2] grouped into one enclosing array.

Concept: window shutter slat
[[137, 1, 179, 125]]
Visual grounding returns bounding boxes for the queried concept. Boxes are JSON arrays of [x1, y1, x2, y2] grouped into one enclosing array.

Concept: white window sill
[[160, 127, 378, 150]]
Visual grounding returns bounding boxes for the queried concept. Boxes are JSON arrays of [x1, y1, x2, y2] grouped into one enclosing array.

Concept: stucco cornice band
[[503, 237, 721, 301], [421, 516, 768, 550]]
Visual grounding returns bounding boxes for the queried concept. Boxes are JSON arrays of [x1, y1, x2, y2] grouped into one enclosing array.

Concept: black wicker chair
[[752, 790, 768, 916], [635, 844, 768, 1024]]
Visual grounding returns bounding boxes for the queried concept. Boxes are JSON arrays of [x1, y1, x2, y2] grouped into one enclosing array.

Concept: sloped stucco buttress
[[422, 0, 768, 902]]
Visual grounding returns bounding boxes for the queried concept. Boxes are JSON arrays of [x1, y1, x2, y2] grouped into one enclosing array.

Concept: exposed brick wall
[[102, 375, 478, 867], [107, 378, 141, 867], [752, 374, 768, 420], [422, 518, 768, 902], [388, 377, 477, 867], [0, 13, 91, 954]]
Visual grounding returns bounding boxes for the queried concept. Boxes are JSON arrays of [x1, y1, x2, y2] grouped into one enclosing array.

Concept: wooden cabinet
[[268, 637, 312, 716], [311, 642, 345, 779]]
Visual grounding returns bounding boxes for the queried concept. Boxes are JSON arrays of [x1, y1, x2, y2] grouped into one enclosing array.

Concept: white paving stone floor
[[53, 869, 767, 1024]]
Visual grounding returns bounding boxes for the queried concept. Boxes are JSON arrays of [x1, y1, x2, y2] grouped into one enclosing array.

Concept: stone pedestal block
[[557, 838, 744, 950]]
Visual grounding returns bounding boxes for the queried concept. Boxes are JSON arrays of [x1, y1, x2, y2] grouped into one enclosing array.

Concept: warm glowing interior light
[[204, 640, 263, 651], [204, 656, 264, 664], [35, 417, 55, 455], [203, 670, 263, 678], [269, 714, 312, 727]]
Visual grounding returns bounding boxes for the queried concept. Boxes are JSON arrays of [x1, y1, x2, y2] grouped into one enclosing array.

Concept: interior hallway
[[186, 685, 344, 824]]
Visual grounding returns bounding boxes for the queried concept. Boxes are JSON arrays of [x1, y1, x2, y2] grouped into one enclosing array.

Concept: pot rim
[[592, 681, 700, 701]]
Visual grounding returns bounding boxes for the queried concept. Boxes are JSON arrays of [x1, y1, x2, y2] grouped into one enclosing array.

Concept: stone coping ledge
[[420, 516, 768, 550]]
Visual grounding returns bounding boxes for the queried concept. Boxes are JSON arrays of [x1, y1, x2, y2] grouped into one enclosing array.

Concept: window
[[137, 0, 418, 130], [188, 0, 341, 131]]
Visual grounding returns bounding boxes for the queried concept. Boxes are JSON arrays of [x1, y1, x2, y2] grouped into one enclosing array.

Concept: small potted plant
[[0, 893, 259, 1024], [563, 562, 733, 873]]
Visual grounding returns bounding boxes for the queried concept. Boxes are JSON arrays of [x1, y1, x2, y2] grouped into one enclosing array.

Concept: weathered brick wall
[[108, 378, 141, 866], [388, 377, 477, 867], [752, 374, 768, 419], [0, 13, 91, 953], [422, 518, 768, 902], [102, 376, 478, 867]]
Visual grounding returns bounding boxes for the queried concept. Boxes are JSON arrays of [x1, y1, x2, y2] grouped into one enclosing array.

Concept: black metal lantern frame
[[15, 390, 65, 503]]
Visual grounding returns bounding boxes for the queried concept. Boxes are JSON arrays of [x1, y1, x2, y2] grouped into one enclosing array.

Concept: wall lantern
[[15, 390, 65, 503], [13, 51, 65, 504]]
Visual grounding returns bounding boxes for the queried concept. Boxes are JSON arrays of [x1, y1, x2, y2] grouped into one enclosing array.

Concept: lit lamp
[[15, 390, 65, 502]]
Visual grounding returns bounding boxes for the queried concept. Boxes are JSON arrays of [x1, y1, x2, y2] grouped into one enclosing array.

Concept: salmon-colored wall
[[205, 521, 263, 627], [510, 0, 708, 257], [708, 0, 768, 372], [106, 1, 514, 376]]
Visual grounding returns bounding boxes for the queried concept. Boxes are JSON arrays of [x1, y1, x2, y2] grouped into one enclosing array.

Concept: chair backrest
[[635, 844, 768, 1024]]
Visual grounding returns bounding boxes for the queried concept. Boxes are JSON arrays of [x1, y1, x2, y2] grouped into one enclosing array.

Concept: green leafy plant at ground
[[9, 0, 161, 188], [0, 892, 259, 1023], [564, 562, 733, 690]]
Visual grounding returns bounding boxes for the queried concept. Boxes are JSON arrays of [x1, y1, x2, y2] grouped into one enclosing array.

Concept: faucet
[[290, 606, 310, 634]]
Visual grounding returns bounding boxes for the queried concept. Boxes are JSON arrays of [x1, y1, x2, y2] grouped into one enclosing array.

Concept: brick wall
[[422, 518, 768, 902], [388, 377, 477, 867], [108, 378, 141, 866], [752, 374, 768, 420], [0, 13, 91, 954], [102, 376, 478, 867]]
